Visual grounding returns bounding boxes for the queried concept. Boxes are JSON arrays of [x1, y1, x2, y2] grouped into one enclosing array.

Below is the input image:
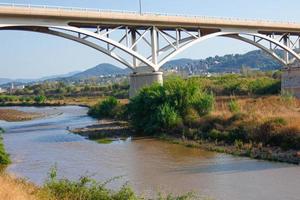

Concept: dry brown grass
[[214, 95, 300, 132], [0, 109, 42, 122], [0, 173, 41, 200], [47, 96, 129, 107]]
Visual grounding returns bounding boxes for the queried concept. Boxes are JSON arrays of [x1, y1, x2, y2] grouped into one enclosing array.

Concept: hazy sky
[[1, 0, 300, 79]]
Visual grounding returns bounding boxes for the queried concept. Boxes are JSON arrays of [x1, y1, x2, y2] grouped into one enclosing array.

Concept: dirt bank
[[71, 119, 133, 140], [0, 109, 43, 122]]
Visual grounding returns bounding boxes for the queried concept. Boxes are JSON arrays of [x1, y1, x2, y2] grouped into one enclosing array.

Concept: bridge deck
[[0, 4, 300, 33]]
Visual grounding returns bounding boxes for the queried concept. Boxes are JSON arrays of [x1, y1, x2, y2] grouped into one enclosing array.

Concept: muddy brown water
[[0, 106, 299, 200]]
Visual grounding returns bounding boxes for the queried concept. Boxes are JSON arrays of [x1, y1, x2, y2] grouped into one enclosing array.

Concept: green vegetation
[[127, 77, 214, 135], [0, 81, 129, 106], [0, 94, 48, 106], [0, 128, 10, 165], [34, 95, 47, 104], [86, 74, 300, 151], [88, 96, 126, 119], [15, 81, 129, 99], [191, 73, 281, 96], [228, 98, 240, 113], [96, 138, 114, 144], [196, 115, 300, 150], [40, 167, 196, 200]]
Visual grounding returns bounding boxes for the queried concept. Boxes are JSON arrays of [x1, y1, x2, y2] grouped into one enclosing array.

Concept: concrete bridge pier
[[282, 67, 300, 98], [129, 72, 163, 98]]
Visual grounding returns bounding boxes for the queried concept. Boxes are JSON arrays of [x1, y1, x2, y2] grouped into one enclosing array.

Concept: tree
[[34, 95, 46, 104]]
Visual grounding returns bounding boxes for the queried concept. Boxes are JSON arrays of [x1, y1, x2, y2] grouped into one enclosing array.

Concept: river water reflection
[[0, 106, 299, 200]]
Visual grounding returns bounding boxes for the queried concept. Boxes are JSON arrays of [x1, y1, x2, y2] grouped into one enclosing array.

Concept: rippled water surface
[[1, 106, 299, 200]]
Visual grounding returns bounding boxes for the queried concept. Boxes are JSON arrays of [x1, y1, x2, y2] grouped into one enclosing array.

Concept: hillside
[[70, 63, 129, 79], [0, 49, 283, 86], [163, 50, 282, 74]]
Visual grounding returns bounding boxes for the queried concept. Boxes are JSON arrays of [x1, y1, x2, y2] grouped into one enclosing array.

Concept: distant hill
[[0, 49, 284, 86], [70, 63, 129, 79], [0, 71, 80, 87], [39, 71, 81, 81], [163, 50, 283, 74], [67, 50, 281, 81]]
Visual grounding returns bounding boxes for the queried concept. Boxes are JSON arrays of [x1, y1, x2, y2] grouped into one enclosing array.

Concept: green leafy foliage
[[191, 73, 281, 96], [0, 129, 11, 165], [34, 95, 47, 104], [228, 99, 240, 113], [88, 97, 125, 119], [43, 167, 196, 200], [128, 77, 214, 135]]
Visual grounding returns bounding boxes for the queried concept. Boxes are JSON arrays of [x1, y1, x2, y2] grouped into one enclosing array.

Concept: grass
[[0, 168, 199, 200], [214, 95, 300, 133], [96, 138, 114, 144], [0, 172, 41, 200], [0, 109, 42, 122], [0, 129, 10, 165], [0, 95, 129, 108]]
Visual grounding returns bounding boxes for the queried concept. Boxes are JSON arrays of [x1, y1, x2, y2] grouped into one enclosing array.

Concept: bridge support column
[[129, 72, 163, 98], [282, 67, 300, 98]]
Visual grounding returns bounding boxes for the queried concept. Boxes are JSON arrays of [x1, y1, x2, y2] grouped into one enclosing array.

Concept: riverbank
[[0, 96, 129, 108], [0, 172, 41, 200], [79, 94, 300, 165], [159, 135, 300, 165], [0, 109, 44, 122], [72, 118, 300, 164], [71, 119, 133, 143], [0, 170, 196, 200], [0, 133, 10, 165]]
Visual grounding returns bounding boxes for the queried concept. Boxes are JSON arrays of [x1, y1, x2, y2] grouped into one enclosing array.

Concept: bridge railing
[[0, 2, 297, 24]]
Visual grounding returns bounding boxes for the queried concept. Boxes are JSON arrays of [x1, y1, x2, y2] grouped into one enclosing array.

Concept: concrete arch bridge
[[1, 3, 300, 96]]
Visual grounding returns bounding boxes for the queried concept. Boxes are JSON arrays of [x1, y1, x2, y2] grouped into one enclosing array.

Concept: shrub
[[207, 129, 227, 141], [156, 103, 182, 130], [34, 95, 47, 104], [0, 131, 11, 165], [227, 126, 248, 144], [44, 168, 140, 200], [253, 117, 287, 145], [183, 108, 200, 128], [228, 99, 240, 113], [249, 78, 281, 95], [128, 77, 214, 135], [192, 92, 214, 116], [88, 97, 122, 119], [191, 74, 281, 96], [43, 167, 196, 200]]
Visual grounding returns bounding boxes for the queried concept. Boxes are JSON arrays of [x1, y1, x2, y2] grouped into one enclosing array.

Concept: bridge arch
[[1, 24, 300, 72], [0, 25, 157, 72], [155, 31, 300, 69]]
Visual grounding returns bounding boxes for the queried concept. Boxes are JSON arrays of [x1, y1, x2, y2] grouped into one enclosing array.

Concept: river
[[0, 106, 299, 200]]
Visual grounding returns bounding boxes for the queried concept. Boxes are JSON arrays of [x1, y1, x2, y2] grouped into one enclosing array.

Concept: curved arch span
[[0, 25, 157, 71], [1, 24, 299, 72], [156, 32, 300, 69]]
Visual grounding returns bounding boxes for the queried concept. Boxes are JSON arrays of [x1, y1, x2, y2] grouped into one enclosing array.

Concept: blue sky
[[1, 0, 300, 79]]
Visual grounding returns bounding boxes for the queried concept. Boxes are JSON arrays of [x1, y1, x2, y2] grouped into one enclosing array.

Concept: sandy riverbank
[[71, 119, 132, 140], [0, 109, 43, 122]]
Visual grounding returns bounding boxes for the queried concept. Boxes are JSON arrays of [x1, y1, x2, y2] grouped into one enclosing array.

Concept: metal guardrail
[[0, 2, 297, 24]]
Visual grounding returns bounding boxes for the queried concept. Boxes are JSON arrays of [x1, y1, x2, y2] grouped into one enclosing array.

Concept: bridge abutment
[[129, 72, 163, 98], [282, 67, 300, 98]]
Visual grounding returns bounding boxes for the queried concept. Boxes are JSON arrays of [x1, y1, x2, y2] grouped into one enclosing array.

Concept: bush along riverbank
[[0, 127, 10, 166], [0, 167, 197, 200], [87, 75, 300, 164]]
